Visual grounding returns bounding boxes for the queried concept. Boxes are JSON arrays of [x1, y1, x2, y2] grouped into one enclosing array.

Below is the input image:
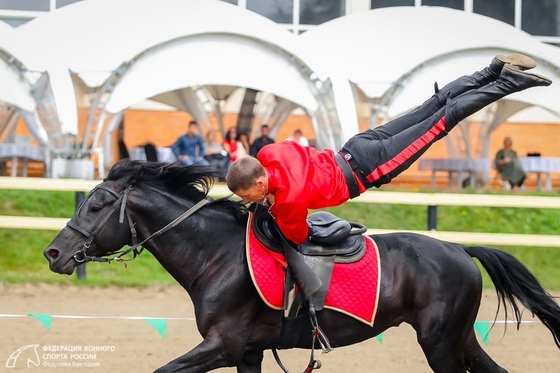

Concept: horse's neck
[[150, 233, 244, 294], [139, 206, 245, 291]]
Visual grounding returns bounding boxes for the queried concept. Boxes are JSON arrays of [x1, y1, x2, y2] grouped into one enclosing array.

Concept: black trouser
[[339, 64, 549, 190], [338, 69, 491, 189], [340, 97, 450, 189]]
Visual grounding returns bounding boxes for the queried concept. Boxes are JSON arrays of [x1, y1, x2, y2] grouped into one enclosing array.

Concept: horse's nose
[[44, 247, 60, 263]]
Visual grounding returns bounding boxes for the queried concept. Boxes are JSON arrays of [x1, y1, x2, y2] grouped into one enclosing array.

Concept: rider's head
[[226, 157, 268, 203]]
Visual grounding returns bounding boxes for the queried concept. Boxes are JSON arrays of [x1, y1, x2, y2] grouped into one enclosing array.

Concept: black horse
[[44, 160, 560, 373]]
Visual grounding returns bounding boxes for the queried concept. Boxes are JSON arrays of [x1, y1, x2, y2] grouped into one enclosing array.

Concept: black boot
[[444, 64, 552, 131], [433, 53, 538, 106]]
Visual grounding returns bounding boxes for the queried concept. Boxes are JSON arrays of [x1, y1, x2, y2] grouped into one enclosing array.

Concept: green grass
[[1, 188, 560, 289], [0, 190, 176, 287], [0, 229, 175, 286]]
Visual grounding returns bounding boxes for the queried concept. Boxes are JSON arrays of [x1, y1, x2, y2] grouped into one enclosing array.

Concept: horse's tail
[[464, 245, 560, 349]]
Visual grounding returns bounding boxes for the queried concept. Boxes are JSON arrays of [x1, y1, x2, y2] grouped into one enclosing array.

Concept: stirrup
[[308, 300, 333, 354]]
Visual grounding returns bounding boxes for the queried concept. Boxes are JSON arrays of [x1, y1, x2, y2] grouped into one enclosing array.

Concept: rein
[[67, 184, 212, 265]]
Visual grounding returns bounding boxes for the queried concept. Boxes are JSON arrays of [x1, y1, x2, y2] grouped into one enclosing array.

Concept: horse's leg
[[154, 290, 267, 373], [414, 308, 468, 373], [413, 261, 482, 372], [236, 350, 264, 373], [154, 334, 233, 373], [464, 330, 508, 373], [155, 325, 259, 373]]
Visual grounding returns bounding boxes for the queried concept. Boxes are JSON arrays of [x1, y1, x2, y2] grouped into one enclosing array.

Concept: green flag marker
[[28, 313, 52, 330], [474, 321, 490, 346], [144, 318, 167, 337]]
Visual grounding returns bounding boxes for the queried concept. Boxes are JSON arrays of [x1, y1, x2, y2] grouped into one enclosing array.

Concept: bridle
[[66, 183, 212, 264]]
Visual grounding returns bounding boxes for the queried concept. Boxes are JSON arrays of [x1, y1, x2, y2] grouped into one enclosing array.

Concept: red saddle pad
[[246, 213, 381, 326]]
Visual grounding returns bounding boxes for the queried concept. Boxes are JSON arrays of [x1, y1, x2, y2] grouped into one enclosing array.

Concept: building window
[[247, 0, 293, 24], [246, 0, 344, 33], [422, 0, 463, 10], [473, 0, 515, 26], [0, 0, 49, 11], [371, 0, 413, 8], [522, 0, 559, 37], [300, 0, 345, 25]]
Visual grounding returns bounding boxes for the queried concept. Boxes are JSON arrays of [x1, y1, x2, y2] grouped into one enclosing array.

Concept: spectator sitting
[[204, 130, 229, 181], [495, 136, 526, 190], [285, 129, 309, 147], [236, 132, 251, 159], [171, 120, 209, 166], [204, 130, 227, 157], [250, 124, 275, 157], [223, 127, 239, 163]]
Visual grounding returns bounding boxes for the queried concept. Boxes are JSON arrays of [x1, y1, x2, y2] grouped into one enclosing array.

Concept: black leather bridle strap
[[66, 182, 212, 264], [67, 185, 131, 262], [112, 196, 211, 261]]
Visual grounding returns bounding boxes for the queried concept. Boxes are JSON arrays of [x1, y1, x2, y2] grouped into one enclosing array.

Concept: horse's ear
[[116, 172, 138, 188]]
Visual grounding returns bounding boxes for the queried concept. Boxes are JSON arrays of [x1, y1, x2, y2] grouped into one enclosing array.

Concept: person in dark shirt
[[171, 121, 209, 166], [250, 124, 275, 157]]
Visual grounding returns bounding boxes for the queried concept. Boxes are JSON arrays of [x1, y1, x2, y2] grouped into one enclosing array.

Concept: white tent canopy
[[14, 0, 304, 82], [0, 54, 36, 112], [106, 33, 318, 114], [12, 0, 335, 148], [299, 6, 560, 135], [0, 22, 36, 112]]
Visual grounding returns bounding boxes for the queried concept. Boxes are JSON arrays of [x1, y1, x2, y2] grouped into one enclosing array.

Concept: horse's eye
[[90, 205, 102, 213]]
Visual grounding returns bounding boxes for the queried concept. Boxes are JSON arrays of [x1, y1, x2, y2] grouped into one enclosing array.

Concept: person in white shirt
[[285, 129, 309, 147], [236, 132, 251, 158]]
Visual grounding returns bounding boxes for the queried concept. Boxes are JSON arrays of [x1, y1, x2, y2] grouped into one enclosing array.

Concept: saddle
[[250, 203, 367, 310], [250, 203, 368, 352]]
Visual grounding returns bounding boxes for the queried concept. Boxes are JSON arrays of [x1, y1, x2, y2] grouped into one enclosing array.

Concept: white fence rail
[[1, 177, 559, 247]]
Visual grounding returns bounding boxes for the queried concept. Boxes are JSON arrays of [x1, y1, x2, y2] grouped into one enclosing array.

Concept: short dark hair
[[226, 157, 266, 192], [189, 120, 199, 126]]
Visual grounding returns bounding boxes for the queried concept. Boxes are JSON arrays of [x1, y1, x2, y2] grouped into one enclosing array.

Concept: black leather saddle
[[249, 203, 370, 349], [250, 203, 367, 263]]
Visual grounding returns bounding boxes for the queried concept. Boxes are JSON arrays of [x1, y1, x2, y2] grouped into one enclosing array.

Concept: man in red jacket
[[227, 53, 551, 245]]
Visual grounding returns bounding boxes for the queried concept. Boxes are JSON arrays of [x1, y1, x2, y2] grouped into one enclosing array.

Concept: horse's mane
[[105, 160, 248, 222]]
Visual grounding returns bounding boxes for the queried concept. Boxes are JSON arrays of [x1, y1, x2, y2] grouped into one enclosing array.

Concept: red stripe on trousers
[[366, 117, 447, 183]]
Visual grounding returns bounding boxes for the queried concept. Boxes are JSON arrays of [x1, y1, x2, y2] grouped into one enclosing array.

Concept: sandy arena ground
[[1, 283, 559, 372]]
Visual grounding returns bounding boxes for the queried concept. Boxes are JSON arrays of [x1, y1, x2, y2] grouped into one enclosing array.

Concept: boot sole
[[503, 64, 552, 86], [495, 53, 537, 71]]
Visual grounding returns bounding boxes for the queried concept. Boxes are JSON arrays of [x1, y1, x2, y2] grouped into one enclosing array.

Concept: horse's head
[[44, 159, 231, 275], [44, 179, 136, 275]]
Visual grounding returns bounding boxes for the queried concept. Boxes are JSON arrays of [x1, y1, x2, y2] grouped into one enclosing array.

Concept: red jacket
[[257, 141, 351, 244]]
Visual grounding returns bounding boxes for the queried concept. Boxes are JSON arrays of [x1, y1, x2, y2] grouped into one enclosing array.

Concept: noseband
[[66, 184, 211, 264]]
